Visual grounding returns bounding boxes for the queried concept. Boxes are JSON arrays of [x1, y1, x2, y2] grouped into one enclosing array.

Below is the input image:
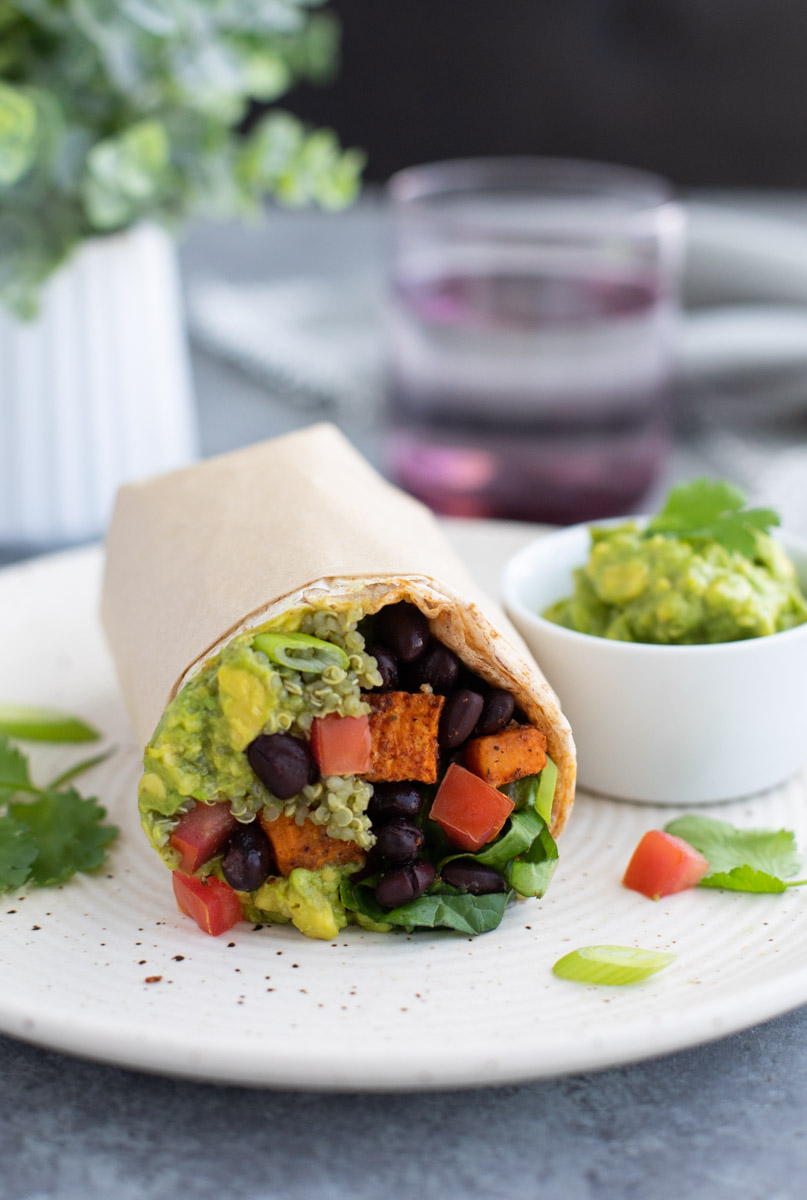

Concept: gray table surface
[[4, 195, 807, 1200]]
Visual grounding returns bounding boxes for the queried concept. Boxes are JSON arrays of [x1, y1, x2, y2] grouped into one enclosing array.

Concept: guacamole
[[139, 604, 381, 864], [543, 523, 807, 644]]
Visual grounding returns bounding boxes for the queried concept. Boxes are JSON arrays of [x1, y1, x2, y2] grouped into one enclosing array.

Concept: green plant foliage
[[0, 0, 363, 316]]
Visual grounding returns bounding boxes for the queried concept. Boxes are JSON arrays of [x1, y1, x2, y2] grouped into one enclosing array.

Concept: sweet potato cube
[[464, 725, 548, 788], [365, 691, 444, 783], [259, 812, 365, 877]]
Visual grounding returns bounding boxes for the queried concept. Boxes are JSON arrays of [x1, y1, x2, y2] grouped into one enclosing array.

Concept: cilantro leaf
[[699, 866, 789, 894], [664, 814, 801, 881], [0, 733, 36, 802], [8, 789, 118, 886], [650, 479, 746, 530], [0, 814, 37, 892], [647, 478, 780, 559]]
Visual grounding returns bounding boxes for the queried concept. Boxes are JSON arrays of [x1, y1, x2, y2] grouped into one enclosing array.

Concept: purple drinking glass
[[385, 158, 684, 524]]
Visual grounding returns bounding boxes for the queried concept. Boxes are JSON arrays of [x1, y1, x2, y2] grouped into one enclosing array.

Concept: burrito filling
[[139, 601, 559, 939]]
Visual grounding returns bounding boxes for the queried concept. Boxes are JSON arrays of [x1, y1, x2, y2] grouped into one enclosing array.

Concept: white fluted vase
[[0, 222, 198, 553]]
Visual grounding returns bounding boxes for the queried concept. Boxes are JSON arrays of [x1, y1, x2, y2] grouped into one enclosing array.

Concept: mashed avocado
[[138, 604, 381, 863], [240, 865, 355, 941], [544, 522, 807, 644]]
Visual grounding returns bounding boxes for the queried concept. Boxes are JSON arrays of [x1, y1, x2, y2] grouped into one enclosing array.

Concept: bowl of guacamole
[[502, 481, 807, 805], [542, 520, 807, 645]]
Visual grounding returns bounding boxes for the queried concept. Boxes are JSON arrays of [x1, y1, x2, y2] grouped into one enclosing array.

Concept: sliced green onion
[[252, 632, 349, 673], [534, 757, 557, 825], [0, 705, 99, 743], [552, 945, 676, 986]]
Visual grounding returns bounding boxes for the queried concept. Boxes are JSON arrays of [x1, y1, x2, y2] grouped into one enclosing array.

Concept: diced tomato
[[622, 830, 710, 900], [172, 871, 243, 936], [310, 713, 371, 776], [429, 762, 515, 852], [169, 801, 238, 873]]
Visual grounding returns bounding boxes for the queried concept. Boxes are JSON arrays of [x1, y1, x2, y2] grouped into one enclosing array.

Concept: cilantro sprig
[[0, 731, 118, 894], [664, 815, 807, 894], [647, 479, 779, 559]]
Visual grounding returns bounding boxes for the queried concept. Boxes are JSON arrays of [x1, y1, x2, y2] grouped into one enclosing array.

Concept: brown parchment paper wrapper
[[101, 424, 576, 834]]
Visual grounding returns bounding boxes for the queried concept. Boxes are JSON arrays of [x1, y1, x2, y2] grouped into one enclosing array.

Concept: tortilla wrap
[[101, 423, 576, 835]]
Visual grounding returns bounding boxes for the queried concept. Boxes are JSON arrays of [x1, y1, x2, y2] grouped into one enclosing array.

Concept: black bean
[[221, 822, 275, 892], [439, 689, 485, 749], [441, 859, 506, 895], [409, 642, 460, 694], [246, 733, 318, 800], [366, 642, 398, 691], [474, 689, 516, 737], [375, 860, 436, 908], [375, 602, 429, 663], [375, 820, 424, 864], [367, 782, 423, 824]]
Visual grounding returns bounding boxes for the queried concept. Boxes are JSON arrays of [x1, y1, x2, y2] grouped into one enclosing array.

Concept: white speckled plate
[[2, 524, 807, 1091]]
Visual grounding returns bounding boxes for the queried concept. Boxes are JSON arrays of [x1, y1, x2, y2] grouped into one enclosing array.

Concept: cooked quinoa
[[138, 605, 381, 867]]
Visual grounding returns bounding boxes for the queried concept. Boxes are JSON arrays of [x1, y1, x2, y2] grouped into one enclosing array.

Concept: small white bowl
[[502, 521, 807, 804]]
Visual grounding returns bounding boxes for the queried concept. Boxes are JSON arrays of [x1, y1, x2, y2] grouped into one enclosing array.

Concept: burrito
[[102, 424, 576, 939]]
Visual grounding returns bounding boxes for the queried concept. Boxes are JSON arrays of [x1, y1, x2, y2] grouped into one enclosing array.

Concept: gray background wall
[[287, 0, 807, 185]]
